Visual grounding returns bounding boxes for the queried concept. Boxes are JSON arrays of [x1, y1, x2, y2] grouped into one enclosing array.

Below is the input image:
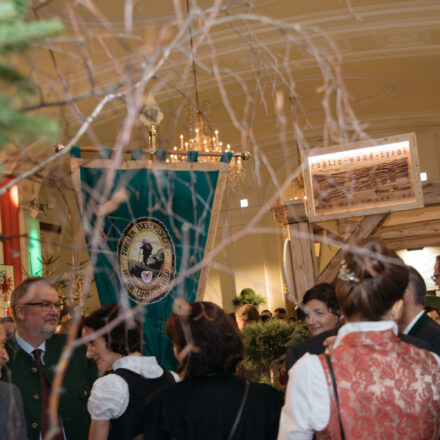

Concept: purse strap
[[227, 379, 250, 440], [325, 354, 346, 440]]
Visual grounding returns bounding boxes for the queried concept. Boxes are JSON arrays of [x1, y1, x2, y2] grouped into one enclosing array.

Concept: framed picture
[[0, 264, 14, 317], [302, 133, 423, 222]]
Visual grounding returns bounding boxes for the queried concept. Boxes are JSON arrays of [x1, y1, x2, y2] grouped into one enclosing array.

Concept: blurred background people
[[82, 304, 177, 440], [279, 238, 440, 439], [143, 301, 283, 440], [236, 304, 260, 331], [227, 312, 239, 332], [260, 310, 272, 322], [0, 316, 16, 337], [274, 308, 287, 320], [426, 307, 440, 325]]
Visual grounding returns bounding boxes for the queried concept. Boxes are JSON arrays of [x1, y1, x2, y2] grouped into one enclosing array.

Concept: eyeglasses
[[22, 302, 64, 311], [432, 274, 440, 281]]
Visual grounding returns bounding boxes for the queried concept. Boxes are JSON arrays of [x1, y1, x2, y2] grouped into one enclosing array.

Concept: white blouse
[[277, 321, 440, 440], [87, 356, 179, 420]]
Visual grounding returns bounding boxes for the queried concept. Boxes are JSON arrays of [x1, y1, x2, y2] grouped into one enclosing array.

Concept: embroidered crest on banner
[[118, 217, 176, 304]]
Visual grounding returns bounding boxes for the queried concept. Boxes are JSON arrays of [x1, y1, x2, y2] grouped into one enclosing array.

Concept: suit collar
[[408, 311, 428, 336], [15, 331, 46, 357]]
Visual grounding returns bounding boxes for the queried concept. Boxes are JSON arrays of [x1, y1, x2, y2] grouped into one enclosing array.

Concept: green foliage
[[0, 0, 63, 148], [232, 288, 265, 308], [241, 319, 310, 370], [240, 319, 310, 388]]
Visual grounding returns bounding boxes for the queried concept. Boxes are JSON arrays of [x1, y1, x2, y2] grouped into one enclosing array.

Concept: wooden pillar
[[287, 221, 317, 302], [273, 200, 317, 303]]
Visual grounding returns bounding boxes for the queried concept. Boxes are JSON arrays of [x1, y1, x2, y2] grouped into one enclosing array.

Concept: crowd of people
[[1, 239, 440, 439]]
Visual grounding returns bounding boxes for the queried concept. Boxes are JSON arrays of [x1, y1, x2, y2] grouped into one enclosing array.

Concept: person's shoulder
[[0, 382, 22, 404], [4, 335, 19, 355], [398, 333, 432, 351], [289, 328, 336, 355], [145, 376, 183, 407], [424, 314, 440, 332], [0, 381, 19, 394], [91, 373, 127, 394], [414, 313, 440, 342], [250, 381, 283, 398], [46, 333, 67, 346]]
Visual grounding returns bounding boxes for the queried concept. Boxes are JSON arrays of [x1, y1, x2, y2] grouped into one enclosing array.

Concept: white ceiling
[[14, 0, 440, 194]]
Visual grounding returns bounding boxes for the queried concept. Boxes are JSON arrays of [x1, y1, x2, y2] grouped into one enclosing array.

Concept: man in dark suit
[[399, 266, 440, 355], [2, 277, 97, 440]]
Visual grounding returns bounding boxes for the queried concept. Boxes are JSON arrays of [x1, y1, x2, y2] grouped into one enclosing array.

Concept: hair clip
[[338, 260, 360, 282]]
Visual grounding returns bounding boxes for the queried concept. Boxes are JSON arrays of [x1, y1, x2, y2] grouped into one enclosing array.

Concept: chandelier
[[165, 106, 245, 184], [139, 1, 250, 184]]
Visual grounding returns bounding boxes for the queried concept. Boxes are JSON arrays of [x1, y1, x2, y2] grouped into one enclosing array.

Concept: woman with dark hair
[[279, 238, 440, 439], [81, 304, 178, 440], [143, 301, 283, 440], [301, 283, 340, 336]]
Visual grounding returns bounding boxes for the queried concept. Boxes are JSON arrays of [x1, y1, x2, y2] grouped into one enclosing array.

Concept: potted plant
[[240, 319, 310, 388], [232, 288, 265, 308]]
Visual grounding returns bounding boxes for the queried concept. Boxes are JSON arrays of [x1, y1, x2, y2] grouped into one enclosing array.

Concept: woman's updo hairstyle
[[336, 238, 409, 321]]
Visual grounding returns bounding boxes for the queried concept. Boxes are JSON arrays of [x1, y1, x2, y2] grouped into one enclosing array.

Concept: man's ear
[[14, 306, 25, 322], [403, 288, 412, 304]]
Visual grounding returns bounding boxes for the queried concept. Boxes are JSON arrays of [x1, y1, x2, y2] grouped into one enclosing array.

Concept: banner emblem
[[118, 217, 176, 303]]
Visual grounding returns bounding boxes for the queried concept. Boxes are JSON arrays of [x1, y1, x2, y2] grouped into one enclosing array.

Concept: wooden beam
[[317, 213, 388, 283], [385, 235, 440, 250], [382, 205, 440, 227], [375, 219, 440, 241], [422, 181, 440, 205], [338, 205, 440, 235], [337, 181, 440, 234]]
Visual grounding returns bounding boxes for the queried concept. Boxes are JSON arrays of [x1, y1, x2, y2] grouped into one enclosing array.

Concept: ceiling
[[11, 0, 440, 201], [2, 0, 438, 309]]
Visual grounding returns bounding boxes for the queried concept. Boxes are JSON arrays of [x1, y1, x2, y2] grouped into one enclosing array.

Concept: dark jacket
[[144, 376, 283, 440], [408, 312, 440, 356], [2, 333, 97, 440], [286, 328, 338, 373], [286, 326, 433, 374]]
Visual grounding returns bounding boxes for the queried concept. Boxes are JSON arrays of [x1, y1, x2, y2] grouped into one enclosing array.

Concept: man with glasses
[[1, 277, 96, 440]]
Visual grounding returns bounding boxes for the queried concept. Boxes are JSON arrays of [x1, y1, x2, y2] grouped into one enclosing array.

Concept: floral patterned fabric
[[317, 329, 440, 440]]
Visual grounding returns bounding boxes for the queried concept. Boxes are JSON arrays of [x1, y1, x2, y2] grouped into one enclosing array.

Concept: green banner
[[71, 150, 227, 369]]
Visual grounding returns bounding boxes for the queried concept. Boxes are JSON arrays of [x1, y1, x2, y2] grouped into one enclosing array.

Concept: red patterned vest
[[317, 329, 440, 440]]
